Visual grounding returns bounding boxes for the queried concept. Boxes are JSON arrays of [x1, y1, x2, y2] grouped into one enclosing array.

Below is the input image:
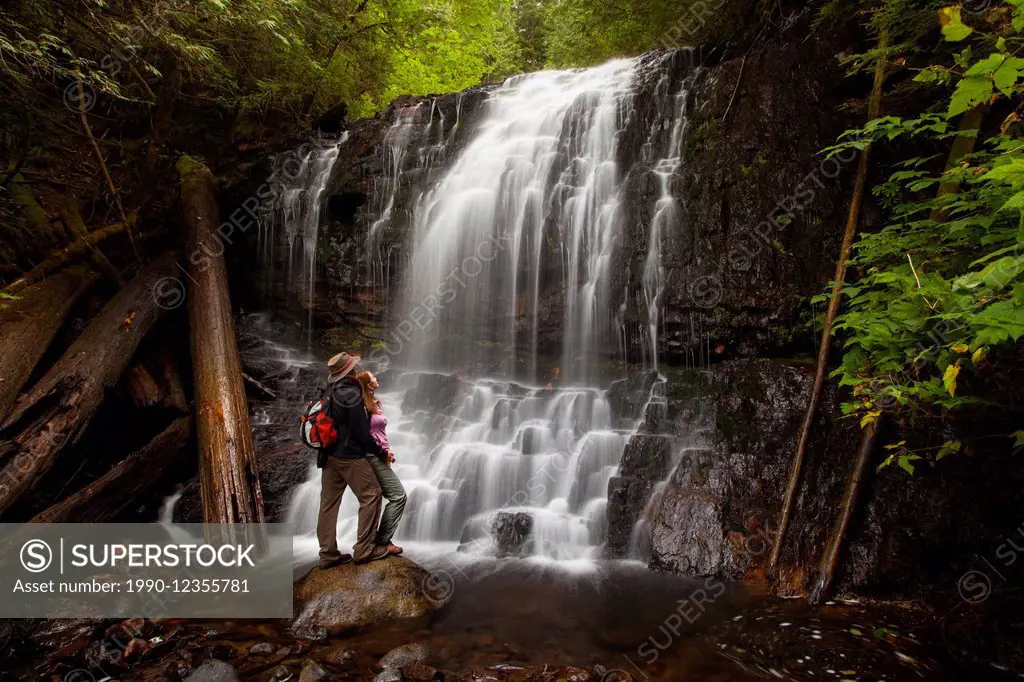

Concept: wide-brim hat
[[327, 351, 360, 383]]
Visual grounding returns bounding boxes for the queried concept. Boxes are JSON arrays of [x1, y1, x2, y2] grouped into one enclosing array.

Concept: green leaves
[[943, 360, 961, 396], [939, 6, 973, 42]]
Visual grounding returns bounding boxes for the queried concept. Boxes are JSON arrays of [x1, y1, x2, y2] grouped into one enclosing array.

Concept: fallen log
[[58, 200, 126, 287], [2, 213, 138, 296], [29, 416, 192, 523], [156, 345, 189, 413], [0, 253, 177, 517], [0, 267, 99, 421], [179, 156, 264, 524], [125, 363, 164, 408]]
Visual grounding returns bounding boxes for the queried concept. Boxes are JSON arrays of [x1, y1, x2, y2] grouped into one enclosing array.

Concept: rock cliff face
[[222, 20, 1024, 605], [298, 33, 857, 366], [606, 358, 1024, 600]]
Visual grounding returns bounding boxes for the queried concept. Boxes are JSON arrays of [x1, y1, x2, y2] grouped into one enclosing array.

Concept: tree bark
[[156, 344, 189, 413], [0, 267, 99, 421], [178, 156, 264, 524], [808, 417, 881, 604], [2, 213, 138, 296], [768, 30, 889, 578], [29, 416, 192, 524], [125, 363, 165, 408], [0, 253, 177, 517], [930, 105, 987, 222], [57, 200, 126, 287]]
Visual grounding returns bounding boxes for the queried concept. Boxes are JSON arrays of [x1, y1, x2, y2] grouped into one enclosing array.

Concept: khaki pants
[[316, 456, 382, 562]]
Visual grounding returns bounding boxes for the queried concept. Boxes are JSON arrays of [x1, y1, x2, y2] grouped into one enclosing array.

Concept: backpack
[[300, 389, 345, 466]]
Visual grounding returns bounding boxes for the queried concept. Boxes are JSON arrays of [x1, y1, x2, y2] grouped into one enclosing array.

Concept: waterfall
[[396, 58, 639, 380], [642, 76, 692, 371], [275, 53, 700, 564], [257, 134, 345, 336]]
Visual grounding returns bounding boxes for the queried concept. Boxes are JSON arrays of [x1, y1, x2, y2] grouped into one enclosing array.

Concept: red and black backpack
[[300, 389, 347, 463]]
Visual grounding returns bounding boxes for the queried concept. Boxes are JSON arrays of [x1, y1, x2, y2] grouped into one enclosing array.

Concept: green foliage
[[824, 2, 1024, 469], [0, 0, 528, 120]]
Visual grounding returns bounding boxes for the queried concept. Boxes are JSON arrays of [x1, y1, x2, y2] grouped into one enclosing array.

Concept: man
[[316, 351, 391, 568]]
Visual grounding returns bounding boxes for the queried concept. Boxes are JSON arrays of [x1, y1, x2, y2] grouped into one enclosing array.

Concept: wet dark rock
[[122, 637, 148, 662], [269, 665, 293, 681], [174, 440, 311, 523], [299, 659, 329, 682], [290, 624, 328, 642], [313, 101, 349, 134], [185, 660, 241, 682], [379, 642, 430, 668], [293, 558, 441, 635], [400, 372, 466, 415], [400, 661, 439, 680], [318, 645, 357, 665], [248, 642, 275, 656], [490, 511, 534, 558]]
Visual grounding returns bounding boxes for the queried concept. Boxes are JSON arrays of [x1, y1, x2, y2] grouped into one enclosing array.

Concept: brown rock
[[400, 661, 438, 681], [292, 558, 442, 635], [123, 637, 149, 662]]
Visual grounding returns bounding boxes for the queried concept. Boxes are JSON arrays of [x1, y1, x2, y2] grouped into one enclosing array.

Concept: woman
[[355, 370, 406, 555]]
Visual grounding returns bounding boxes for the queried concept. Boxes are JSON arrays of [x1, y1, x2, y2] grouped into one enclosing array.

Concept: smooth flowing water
[[263, 55, 697, 564]]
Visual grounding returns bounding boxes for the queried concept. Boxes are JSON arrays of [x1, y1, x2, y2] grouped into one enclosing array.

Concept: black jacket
[[326, 377, 388, 460]]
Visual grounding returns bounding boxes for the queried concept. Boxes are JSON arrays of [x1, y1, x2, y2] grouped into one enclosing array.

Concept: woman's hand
[[388, 450, 396, 465]]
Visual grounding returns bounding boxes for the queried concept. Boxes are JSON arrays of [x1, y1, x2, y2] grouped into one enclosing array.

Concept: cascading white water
[[642, 77, 693, 371], [282, 55, 699, 565], [258, 135, 345, 337], [397, 59, 638, 380]]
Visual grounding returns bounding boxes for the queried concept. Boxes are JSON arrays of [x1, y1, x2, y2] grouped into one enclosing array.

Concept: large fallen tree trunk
[[0, 253, 177, 517], [2, 213, 138, 296], [0, 267, 99, 421], [178, 156, 264, 524], [29, 416, 192, 523]]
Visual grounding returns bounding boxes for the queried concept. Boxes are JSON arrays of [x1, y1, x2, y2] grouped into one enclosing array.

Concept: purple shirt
[[368, 405, 389, 451]]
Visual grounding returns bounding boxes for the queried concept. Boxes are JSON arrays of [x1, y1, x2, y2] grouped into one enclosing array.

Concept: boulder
[[490, 511, 534, 557], [379, 642, 430, 668], [185, 661, 240, 682], [292, 557, 441, 635], [298, 660, 329, 682]]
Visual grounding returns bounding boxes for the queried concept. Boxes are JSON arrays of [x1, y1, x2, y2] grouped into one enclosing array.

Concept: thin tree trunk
[[0, 267, 99, 421], [178, 156, 264, 524], [808, 417, 881, 604], [2, 213, 138, 296], [57, 200, 126, 286], [0, 254, 177, 517], [29, 416, 192, 523], [930, 105, 987, 222], [768, 29, 889, 577], [76, 80, 141, 261], [242, 372, 277, 400]]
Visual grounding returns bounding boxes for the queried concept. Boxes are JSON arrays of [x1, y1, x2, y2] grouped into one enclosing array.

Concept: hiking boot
[[318, 554, 353, 570], [379, 543, 403, 555], [354, 546, 390, 564]]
